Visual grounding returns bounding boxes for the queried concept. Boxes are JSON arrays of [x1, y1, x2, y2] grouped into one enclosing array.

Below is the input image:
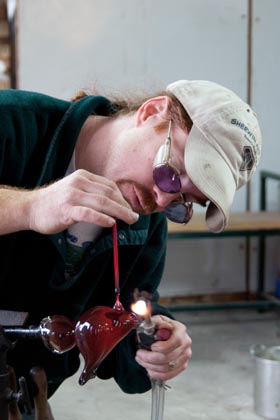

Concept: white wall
[[17, 0, 280, 297]]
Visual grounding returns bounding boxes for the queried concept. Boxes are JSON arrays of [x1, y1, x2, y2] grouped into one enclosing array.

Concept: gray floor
[[49, 308, 280, 420]]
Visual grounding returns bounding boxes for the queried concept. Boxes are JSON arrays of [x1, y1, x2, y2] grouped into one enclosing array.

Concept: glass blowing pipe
[[3, 315, 76, 354]]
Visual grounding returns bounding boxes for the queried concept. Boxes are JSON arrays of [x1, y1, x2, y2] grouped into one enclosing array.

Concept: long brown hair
[[71, 88, 193, 133]]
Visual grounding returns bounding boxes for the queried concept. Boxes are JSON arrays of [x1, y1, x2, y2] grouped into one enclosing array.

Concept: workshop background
[[5, 0, 278, 299], [1, 1, 280, 420]]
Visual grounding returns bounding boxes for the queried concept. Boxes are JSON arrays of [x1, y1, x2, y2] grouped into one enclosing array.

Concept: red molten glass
[[75, 305, 138, 385], [40, 315, 76, 354], [35, 224, 139, 385]]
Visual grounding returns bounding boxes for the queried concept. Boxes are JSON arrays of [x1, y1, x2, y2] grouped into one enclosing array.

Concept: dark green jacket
[[0, 90, 170, 396]]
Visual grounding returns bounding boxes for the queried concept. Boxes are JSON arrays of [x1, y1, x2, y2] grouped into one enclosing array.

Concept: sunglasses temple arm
[[165, 120, 172, 157]]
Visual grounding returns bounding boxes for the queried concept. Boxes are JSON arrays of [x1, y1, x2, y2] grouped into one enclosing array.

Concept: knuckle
[[68, 169, 83, 184], [97, 194, 109, 207], [63, 188, 80, 206]]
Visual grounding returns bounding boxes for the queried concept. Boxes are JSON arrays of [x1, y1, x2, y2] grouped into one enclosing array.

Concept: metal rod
[[3, 326, 41, 339], [136, 315, 166, 419], [244, 0, 253, 302], [151, 379, 165, 420]]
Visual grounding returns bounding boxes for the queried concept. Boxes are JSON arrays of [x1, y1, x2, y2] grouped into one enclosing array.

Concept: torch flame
[[131, 299, 151, 318]]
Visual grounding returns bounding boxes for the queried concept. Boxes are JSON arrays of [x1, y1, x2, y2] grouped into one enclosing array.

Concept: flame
[[131, 299, 151, 318]]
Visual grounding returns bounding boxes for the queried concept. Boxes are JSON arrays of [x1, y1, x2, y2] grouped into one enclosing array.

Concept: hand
[[135, 315, 192, 381], [25, 169, 139, 234]]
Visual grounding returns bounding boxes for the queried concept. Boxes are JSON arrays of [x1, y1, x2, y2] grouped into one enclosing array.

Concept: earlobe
[[136, 96, 171, 125]]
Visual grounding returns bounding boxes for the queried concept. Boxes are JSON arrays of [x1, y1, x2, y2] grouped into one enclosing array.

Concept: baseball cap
[[166, 80, 262, 233]]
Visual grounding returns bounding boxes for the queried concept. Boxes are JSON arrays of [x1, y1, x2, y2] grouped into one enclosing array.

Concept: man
[[0, 80, 262, 418]]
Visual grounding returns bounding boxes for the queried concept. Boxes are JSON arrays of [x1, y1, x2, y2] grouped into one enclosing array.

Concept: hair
[[71, 88, 193, 133]]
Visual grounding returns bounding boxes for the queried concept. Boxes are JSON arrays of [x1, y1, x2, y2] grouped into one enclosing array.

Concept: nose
[[153, 186, 180, 209]]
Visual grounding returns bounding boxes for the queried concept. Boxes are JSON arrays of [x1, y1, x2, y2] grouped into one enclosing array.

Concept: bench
[[166, 212, 280, 311], [168, 211, 280, 237], [165, 170, 280, 311]]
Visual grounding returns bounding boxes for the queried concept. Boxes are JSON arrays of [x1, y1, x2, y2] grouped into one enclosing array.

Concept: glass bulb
[[40, 315, 76, 354]]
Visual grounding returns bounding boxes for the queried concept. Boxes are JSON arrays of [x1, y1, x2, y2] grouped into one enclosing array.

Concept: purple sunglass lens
[[153, 165, 181, 193]]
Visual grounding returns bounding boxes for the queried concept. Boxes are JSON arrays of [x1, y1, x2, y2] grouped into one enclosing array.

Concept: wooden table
[[166, 211, 280, 311], [168, 211, 280, 236]]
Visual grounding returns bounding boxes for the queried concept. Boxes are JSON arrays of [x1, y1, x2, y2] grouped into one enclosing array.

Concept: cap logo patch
[[231, 118, 256, 142], [240, 146, 255, 171]]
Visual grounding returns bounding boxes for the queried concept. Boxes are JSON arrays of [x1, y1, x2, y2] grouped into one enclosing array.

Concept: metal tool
[[132, 294, 171, 420]]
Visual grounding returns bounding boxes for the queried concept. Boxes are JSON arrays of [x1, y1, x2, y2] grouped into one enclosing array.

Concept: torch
[[131, 292, 171, 420], [131, 297, 157, 349]]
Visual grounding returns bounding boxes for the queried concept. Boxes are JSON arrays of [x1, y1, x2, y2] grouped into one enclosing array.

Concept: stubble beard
[[116, 180, 157, 215]]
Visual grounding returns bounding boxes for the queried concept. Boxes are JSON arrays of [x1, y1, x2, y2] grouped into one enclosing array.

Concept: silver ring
[[168, 360, 176, 371]]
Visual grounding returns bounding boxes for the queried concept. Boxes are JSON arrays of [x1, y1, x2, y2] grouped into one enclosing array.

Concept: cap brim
[[185, 125, 237, 233]]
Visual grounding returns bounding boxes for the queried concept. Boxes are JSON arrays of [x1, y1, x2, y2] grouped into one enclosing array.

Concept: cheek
[[123, 137, 157, 184], [133, 162, 153, 185], [131, 149, 154, 180]]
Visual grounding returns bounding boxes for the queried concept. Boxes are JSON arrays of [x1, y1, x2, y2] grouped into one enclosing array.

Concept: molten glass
[[4, 223, 140, 386], [41, 222, 139, 386], [40, 315, 76, 353], [75, 305, 138, 385]]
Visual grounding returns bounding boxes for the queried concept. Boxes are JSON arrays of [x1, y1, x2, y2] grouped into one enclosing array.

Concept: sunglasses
[[153, 120, 193, 224]]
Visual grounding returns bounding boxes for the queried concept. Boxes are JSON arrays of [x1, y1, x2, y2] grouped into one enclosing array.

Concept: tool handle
[[138, 327, 171, 350], [155, 328, 171, 341]]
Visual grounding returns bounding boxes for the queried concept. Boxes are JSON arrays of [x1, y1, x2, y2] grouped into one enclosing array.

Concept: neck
[[74, 114, 134, 176], [75, 115, 114, 174]]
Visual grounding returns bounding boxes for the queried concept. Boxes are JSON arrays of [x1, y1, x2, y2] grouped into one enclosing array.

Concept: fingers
[[29, 169, 139, 234], [66, 170, 132, 210], [60, 170, 139, 225], [136, 345, 191, 380], [136, 337, 192, 379], [135, 318, 192, 381], [67, 197, 138, 227]]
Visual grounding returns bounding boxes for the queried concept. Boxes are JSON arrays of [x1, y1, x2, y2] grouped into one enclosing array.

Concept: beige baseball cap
[[166, 79, 262, 233]]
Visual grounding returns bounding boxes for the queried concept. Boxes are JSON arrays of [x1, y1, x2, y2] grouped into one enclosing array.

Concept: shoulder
[[0, 89, 69, 113]]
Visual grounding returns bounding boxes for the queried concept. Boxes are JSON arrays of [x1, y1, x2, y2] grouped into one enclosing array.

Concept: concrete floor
[[49, 308, 280, 420]]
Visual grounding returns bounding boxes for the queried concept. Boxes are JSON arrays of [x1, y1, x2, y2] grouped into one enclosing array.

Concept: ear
[[136, 96, 171, 126]]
